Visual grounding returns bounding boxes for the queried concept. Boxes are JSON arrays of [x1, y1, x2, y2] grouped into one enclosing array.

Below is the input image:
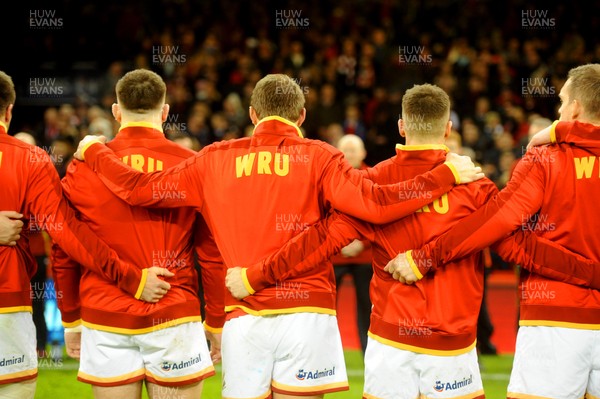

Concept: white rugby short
[[221, 312, 348, 399], [507, 325, 600, 399], [78, 321, 214, 387], [363, 337, 484, 399], [0, 312, 37, 385]]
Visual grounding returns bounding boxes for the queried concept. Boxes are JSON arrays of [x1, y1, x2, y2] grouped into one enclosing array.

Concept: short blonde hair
[[250, 74, 305, 121], [567, 64, 600, 120], [402, 84, 450, 138]]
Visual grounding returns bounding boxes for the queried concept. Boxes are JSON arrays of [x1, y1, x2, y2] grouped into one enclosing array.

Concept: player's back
[[519, 121, 600, 327], [198, 118, 340, 315], [0, 134, 48, 312], [362, 144, 497, 353], [62, 124, 203, 331]]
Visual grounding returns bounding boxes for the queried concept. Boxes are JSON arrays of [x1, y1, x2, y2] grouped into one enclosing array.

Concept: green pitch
[[35, 351, 513, 398]]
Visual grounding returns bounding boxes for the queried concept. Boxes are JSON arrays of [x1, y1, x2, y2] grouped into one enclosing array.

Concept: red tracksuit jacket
[[240, 144, 600, 353], [0, 122, 142, 384], [51, 123, 225, 335], [0, 122, 143, 313], [80, 116, 460, 317], [409, 120, 600, 328]]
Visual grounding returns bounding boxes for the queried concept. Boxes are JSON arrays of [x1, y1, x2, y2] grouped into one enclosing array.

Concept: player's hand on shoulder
[[225, 267, 251, 299], [445, 152, 484, 184], [140, 267, 175, 303], [73, 135, 107, 161], [527, 124, 553, 150]]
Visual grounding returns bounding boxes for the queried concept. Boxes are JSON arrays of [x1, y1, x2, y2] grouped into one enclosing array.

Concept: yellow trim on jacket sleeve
[[241, 268, 256, 295], [62, 319, 82, 329], [203, 322, 223, 334], [550, 120, 559, 143], [80, 139, 104, 161], [406, 250, 424, 280], [134, 268, 149, 300], [443, 161, 460, 184]]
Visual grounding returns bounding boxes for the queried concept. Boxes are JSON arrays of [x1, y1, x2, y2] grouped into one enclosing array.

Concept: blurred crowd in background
[[8, 0, 600, 192]]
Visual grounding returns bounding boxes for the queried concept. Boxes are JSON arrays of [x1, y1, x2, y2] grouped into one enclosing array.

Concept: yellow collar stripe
[[395, 143, 450, 152], [119, 121, 163, 133], [254, 116, 304, 138]]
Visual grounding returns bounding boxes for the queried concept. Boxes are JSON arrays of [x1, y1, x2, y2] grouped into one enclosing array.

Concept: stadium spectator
[[332, 134, 372, 355]]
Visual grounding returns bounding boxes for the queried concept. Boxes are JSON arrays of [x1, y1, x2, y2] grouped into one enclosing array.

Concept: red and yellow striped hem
[[507, 392, 556, 399], [145, 365, 215, 386], [0, 368, 37, 384], [0, 306, 32, 314], [271, 379, 349, 395], [81, 316, 202, 335], [368, 331, 476, 356], [78, 368, 145, 387]]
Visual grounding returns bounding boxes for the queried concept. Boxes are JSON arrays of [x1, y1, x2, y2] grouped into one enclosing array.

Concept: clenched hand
[[140, 267, 175, 303]]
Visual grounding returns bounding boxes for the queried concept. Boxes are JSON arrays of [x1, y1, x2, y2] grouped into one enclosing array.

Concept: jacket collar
[[394, 143, 449, 163], [117, 121, 164, 139], [252, 116, 304, 138]]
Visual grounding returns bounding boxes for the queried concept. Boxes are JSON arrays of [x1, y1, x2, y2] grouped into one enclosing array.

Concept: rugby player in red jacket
[[51, 69, 225, 399], [389, 64, 600, 399], [227, 84, 600, 399], [72, 74, 484, 399], [0, 71, 170, 399]]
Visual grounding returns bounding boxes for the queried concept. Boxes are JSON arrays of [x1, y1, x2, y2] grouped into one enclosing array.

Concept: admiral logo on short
[[433, 374, 473, 392], [0, 355, 25, 367], [160, 353, 202, 372], [295, 367, 336, 380]]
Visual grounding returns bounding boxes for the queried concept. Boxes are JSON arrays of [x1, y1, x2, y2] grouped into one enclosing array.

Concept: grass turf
[[35, 351, 513, 398]]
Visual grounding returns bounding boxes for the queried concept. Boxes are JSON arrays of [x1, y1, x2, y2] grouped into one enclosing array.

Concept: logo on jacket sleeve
[[295, 367, 336, 380], [433, 374, 473, 392]]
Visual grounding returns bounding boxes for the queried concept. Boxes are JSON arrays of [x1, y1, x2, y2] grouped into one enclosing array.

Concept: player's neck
[[120, 114, 163, 128], [576, 117, 600, 126]]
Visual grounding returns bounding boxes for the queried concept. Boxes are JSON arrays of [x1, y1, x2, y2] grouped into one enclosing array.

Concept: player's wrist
[[406, 250, 425, 280], [79, 138, 104, 161], [64, 325, 82, 334], [244, 264, 271, 293], [443, 161, 461, 184], [241, 268, 257, 295]]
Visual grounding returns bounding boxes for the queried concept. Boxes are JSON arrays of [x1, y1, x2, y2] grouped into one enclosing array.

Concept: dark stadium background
[[4, 1, 599, 169]]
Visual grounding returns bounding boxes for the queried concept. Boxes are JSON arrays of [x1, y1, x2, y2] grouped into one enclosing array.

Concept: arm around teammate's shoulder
[[319, 147, 483, 224]]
